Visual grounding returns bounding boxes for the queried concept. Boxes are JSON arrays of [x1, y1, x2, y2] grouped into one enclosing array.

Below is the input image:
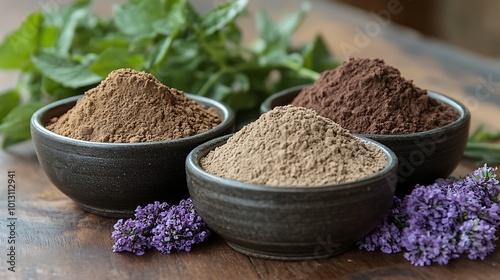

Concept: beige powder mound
[[47, 68, 221, 143], [201, 105, 387, 187]]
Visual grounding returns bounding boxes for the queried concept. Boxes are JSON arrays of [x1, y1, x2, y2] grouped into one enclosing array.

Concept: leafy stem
[[148, 31, 178, 73], [284, 63, 321, 80], [197, 62, 321, 97], [466, 142, 500, 151], [197, 68, 226, 96], [464, 124, 500, 163]]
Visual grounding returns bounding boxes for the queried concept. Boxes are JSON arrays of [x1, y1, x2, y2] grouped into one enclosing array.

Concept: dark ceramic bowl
[[260, 85, 471, 196], [31, 94, 235, 218], [186, 134, 398, 260]]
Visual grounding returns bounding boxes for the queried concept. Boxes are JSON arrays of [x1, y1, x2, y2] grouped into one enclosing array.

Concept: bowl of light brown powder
[[260, 58, 471, 196], [186, 105, 398, 260], [30, 68, 235, 218]]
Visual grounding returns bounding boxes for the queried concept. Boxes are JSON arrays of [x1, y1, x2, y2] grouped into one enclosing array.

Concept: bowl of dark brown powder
[[186, 105, 398, 260], [260, 58, 470, 196], [30, 68, 235, 218]]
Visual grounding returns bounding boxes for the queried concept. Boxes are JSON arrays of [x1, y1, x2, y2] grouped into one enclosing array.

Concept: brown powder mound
[[201, 105, 387, 187], [291, 57, 459, 134], [47, 68, 220, 143]]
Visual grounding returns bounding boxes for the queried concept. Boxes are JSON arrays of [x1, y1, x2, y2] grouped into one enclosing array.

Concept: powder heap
[[47, 68, 220, 143], [201, 105, 387, 187], [291, 58, 459, 134]]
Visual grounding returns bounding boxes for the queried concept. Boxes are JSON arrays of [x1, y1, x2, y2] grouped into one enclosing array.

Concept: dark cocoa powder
[[291, 58, 458, 134]]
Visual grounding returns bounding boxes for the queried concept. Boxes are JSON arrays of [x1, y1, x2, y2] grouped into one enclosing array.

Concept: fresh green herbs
[[0, 0, 337, 148], [465, 124, 500, 163]]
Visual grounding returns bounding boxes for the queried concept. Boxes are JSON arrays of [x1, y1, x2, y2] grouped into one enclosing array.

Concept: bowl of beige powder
[[30, 69, 235, 218], [260, 58, 471, 196], [186, 105, 398, 260]]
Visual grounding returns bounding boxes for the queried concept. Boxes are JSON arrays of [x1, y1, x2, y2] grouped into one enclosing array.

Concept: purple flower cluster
[[150, 199, 211, 254], [111, 198, 211, 256], [358, 164, 500, 266]]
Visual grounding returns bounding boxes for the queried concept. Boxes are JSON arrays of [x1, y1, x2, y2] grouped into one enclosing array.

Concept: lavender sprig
[[150, 198, 211, 254], [358, 164, 500, 266], [358, 197, 404, 254], [111, 198, 211, 255], [111, 218, 151, 256]]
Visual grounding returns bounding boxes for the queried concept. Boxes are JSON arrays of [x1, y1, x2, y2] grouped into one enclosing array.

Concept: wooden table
[[1, 0, 500, 279]]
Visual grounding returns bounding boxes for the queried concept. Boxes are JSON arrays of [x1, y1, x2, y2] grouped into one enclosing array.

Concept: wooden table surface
[[1, 0, 500, 279]]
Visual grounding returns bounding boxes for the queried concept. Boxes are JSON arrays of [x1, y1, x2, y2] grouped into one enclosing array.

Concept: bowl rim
[[260, 84, 471, 139], [186, 134, 398, 193], [31, 94, 235, 148]]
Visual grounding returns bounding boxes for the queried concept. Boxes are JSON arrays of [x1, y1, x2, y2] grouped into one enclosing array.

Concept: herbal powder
[[201, 105, 387, 187], [292, 58, 458, 135], [47, 68, 220, 143]]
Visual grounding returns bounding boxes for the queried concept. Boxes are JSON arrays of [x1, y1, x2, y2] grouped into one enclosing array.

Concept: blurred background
[[2, 0, 499, 59], [335, 0, 500, 59]]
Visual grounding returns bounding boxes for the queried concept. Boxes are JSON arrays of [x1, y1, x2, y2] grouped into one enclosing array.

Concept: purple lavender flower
[[358, 164, 500, 266], [111, 218, 150, 256], [150, 198, 211, 254], [401, 226, 459, 266], [357, 197, 404, 253], [134, 201, 170, 231], [399, 181, 463, 266], [111, 198, 210, 255], [457, 219, 497, 260]]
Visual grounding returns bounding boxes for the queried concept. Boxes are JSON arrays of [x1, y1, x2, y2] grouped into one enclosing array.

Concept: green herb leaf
[[302, 34, 339, 72], [0, 90, 20, 122], [469, 124, 500, 143], [201, 0, 248, 36], [253, 7, 308, 72], [89, 48, 144, 77], [52, 0, 91, 55], [87, 35, 130, 54], [0, 101, 45, 148], [255, 9, 280, 50], [1, 137, 27, 149], [148, 35, 176, 72], [153, 0, 188, 36], [39, 25, 59, 50], [225, 90, 258, 112], [208, 82, 232, 102], [464, 124, 500, 163], [17, 71, 44, 102], [278, 2, 310, 37], [113, 0, 165, 38], [0, 12, 44, 69], [32, 50, 102, 88], [466, 142, 500, 151], [41, 77, 79, 100], [148, 0, 190, 71]]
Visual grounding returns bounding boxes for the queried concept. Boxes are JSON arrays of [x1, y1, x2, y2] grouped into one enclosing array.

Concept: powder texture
[[47, 68, 220, 143], [201, 105, 387, 187], [291, 58, 459, 134]]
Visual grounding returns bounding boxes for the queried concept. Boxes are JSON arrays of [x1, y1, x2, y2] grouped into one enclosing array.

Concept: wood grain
[[1, 149, 499, 280], [1, 0, 500, 279]]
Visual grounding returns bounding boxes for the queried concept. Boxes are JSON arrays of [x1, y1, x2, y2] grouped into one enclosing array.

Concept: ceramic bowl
[[260, 85, 471, 196], [31, 94, 235, 218], [186, 134, 398, 260]]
